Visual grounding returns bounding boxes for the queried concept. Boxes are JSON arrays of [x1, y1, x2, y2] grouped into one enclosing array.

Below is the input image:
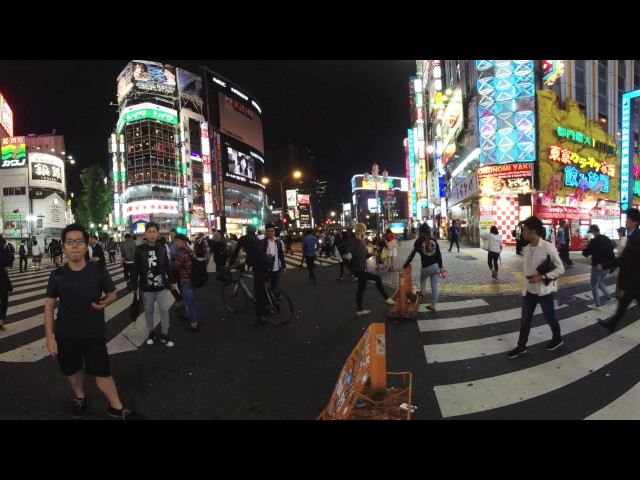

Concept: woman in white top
[[487, 225, 502, 279], [31, 241, 42, 271]]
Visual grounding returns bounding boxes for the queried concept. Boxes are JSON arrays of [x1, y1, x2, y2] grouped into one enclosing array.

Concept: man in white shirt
[[262, 223, 286, 290], [507, 216, 565, 359]]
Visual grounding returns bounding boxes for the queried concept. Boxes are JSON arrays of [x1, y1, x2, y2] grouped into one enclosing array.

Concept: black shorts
[[56, 335, 111, 377]]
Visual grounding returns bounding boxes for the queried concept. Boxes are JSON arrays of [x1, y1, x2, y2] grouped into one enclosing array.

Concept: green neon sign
[[116, 107, 178, 134]]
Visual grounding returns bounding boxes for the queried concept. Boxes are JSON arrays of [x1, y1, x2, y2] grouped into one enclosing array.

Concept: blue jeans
[[181, 284, 197, 326], [590, 266, 611, 306], [420, 264, 440, 305], [142, 290, 170, 335], [518, 292, 561, 348]]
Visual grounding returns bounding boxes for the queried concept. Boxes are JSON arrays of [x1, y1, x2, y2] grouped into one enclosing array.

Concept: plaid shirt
[[172, 246, 193, 286]]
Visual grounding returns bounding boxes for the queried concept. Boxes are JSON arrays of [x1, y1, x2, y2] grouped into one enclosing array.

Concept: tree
[[74, 165, 112, 235]]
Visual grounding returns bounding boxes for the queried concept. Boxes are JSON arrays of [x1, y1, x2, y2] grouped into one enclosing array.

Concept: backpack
[[191, 259, 208, 289], [194, 239, 207, 258], [19, 244, 26, 256]]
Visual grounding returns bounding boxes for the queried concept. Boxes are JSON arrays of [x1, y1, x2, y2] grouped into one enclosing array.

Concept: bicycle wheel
[[266, 287, 293, 325], [222, 281, 249, 313]]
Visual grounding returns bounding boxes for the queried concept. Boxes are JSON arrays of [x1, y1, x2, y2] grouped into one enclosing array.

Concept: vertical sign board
[[621, 90, 640, 221], [320, 323, 386, 420]]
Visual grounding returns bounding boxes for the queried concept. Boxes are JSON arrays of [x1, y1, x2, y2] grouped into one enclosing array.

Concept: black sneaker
[[544, 338, 564, 351], [598, 319, 615, 333], [146, 330, 156, 345], [160, 334, 174, 347], [186, 324, 199, 332], [71, 397, 89, 418], [507, 346, 527, 359], [107, 406, 145, 420]]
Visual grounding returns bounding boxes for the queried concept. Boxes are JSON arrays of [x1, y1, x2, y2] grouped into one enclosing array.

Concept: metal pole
[[280, 179, 285, 229]]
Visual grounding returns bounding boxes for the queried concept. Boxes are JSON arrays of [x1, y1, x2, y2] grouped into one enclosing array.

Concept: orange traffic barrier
[[386, 265, 420, 320]]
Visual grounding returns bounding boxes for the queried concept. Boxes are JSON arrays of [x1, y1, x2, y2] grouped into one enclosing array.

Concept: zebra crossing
[[417, 282, 640, 419], [0, 262, 174, 363], [281, 252, 341, 270]]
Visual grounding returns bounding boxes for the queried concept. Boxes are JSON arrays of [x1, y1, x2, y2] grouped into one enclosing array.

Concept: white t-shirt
[[522, 239, 565, 296], [31, 245, 41, 256], [266, 238, 279, 272], [488, 234, 502, 253]]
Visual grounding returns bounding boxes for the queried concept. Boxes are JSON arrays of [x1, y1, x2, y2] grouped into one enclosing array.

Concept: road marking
[[424, 304, 618, 364], [586, 381, 640, 420], [417, 298, 489, 313], [418, 301, 567, 332], [434, 316, 640, 418], [573, 284, 615, 301]]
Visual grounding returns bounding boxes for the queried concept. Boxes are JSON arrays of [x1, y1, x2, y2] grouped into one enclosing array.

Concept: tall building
[[111, 61, 266, 239], [414, 60, 640, 248], [1, 133, 69, 247]]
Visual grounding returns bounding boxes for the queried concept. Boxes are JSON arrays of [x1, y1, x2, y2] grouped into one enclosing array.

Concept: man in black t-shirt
[[44, 223, 144, 420]]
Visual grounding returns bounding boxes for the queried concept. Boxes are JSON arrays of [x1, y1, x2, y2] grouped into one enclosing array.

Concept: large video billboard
[[116, 60, 177, 104], [28, 153, 65, 192], [221, 135, 265, 190], [0, 92, 13, 137], [218, 92, 264, 154]]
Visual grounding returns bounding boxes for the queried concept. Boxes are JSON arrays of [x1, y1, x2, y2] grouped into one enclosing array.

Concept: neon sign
[[564, 166, 609, 193], [542, 60, 564, 86], [116, 103, 178, 134], [549, 145, 615, 177], [556, 126, 617, 154], [621, 90, 640, 210], [0, 93, 13, 137]]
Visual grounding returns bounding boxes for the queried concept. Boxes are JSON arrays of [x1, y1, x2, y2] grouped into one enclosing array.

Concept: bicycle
[[221, 266, 294, 325]]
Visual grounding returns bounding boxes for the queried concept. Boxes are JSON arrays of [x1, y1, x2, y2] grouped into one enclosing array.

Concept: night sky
[[0, 60, 416, 204]]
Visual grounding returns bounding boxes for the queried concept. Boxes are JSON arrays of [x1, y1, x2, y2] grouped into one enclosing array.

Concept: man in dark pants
[[262, 223, 286, 290], [228, 225, 272, 325], [448, 220, 460, 252], [598, 208, 640, 333], [18, 241, 28, 272], [301, 229, 319, 284], [582, 224, 615, 310], [557, 220, 574, 265], [119, 233, 136, 289]]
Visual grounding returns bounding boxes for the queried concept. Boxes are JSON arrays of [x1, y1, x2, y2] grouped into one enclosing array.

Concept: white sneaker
[[356, 310, 371, 316], [587, 303, 602, 311], [385, 298, 397, 305]]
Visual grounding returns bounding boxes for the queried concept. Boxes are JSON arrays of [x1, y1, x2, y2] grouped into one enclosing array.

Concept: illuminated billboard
[[117, 103, 178, 135], [1, 136, 26, 168], [123, 200, 179, 217], [350, 174, 407, 192], [538, 89, 620, 212], [116, 63, 134, 105], [0, 93, 13, 137], [28, 153, 65, 192], [476, 60, 536, 164], [177, 68, 203, 107], [438, 85, 463, 157], [621, 90, 640, 212], [218, 92, 264, 154], [286, 189, 297, 207], [221, 135, 265, 190], [132, 60, 176, 96], [201, 121, 213, 214]]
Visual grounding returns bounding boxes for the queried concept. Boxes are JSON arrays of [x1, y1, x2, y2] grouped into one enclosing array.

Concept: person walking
[[350, 223, 396, 316], [120, 233, 136, 290], [448, 219, 460, 253], [50, 239, 63, 268], [336, 230, 355, 281], [262, 223, 286, 290], [18, 241, 28, 272], [88, 235, 106, 264], [31, 240, 42, 271], [507, 216, 565, 359], [487, 225, 502, 279], [384, 228, 399, 271], [0, 262, 12, 331], [166, 229, 184, 306], [44, 223, 143, 420], [172, 234, 199, 332], [403, 223, 445, 311], [228, 225, 273, 325], [598, 208, 640, 333], [582, 224, 615, 310], [614, 227, 627, 299], [106, 237, 117, 264], [301, 228, 319, 285], [557, 220, 574, 265], [284, 232, 294, 255], [132, 222, 177, 347]]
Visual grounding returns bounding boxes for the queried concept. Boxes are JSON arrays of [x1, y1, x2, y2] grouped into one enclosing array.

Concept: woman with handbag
[[384, 228, 399, 271], [487, 226, 503, 279]]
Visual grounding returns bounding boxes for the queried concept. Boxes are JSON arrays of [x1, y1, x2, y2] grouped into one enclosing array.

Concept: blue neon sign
[[621, 90, 640, 212]]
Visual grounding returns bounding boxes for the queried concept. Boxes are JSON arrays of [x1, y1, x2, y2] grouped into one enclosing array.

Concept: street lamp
[[262, 170, 302, 229], [364, 164, 388, 236]]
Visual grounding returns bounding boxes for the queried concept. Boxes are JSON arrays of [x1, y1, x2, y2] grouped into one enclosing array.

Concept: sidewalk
[[380, 238, 593, 296]]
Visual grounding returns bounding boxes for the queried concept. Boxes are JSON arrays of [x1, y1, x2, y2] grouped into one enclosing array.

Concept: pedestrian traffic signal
[[176, 226, 187, 234], [251, 217, 259, 225]]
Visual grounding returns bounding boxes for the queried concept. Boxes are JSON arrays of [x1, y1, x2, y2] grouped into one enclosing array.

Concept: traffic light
[[251, 217, 260, 225], [325, 218, 330, 224], [176, 226, 187, 234], [283, 218, 287, 223], [233, 201, 242, 206]]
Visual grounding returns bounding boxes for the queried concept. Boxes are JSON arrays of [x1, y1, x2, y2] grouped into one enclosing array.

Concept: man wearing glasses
[[44, 223, 144, 420]]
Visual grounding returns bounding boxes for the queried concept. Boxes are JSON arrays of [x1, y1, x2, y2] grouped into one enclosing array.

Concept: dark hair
[[62, 223, 89, 244], [90, 235, 98, 240], [306, 228, 313, 235], [490, 226, 499, 235], [626, 208, 640, 224], [386, 228, 392, 234], [145, 222, 160, 232], [265, 223, 275, 230], [158, 236, 167, 245], [521, 216, 545, 237], [124, 233, 131, 239]]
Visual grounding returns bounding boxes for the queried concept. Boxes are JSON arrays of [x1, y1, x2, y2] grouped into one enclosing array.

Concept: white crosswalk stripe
[[0, 262, 172, 363], [417, 280, 640, 419]]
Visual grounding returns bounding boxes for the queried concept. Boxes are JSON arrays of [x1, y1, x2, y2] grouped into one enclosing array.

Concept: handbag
[[536, 255, 555, 285], [381, 247, 389, 260], [386, 238, 398, 250]]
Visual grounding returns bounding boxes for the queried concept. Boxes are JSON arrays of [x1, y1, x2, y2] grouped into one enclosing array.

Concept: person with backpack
[[106, 238, 117, 264], [448, 219, 460, 253], [18, 241, 28, 272], [172, 234, 199, 332], [582, 224, 615, 310]]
